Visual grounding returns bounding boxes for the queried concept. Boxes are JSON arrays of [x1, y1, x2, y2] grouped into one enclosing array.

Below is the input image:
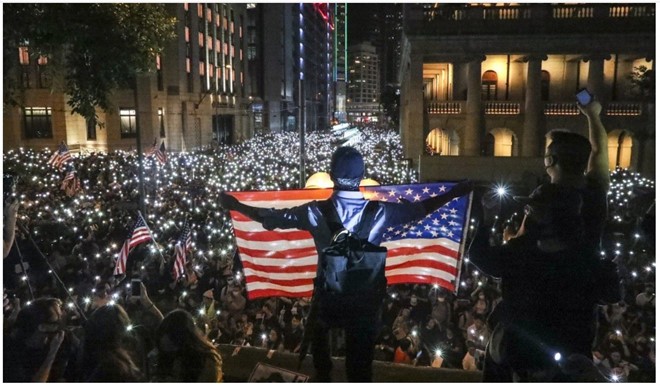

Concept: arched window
[[425, 128, 460, 156], [481, 70, 498, 100], [607, 129, 633, 170], [489, 127, 518, 157], [541, 70, 550, 101]]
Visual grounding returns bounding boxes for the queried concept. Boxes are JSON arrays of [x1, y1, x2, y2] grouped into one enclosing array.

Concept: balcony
[[405, 3, 655, 35], [427, 100, 643, 116]]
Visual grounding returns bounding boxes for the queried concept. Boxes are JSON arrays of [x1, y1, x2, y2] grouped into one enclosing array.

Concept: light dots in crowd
[[126, 324, 134, 332], [554, 352, 562, 362]]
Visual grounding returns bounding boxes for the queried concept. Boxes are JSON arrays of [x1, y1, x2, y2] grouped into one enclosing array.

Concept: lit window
[[23, 107, 53, 139], [119, 108, 137, 138], [158, 108, 166, 138]]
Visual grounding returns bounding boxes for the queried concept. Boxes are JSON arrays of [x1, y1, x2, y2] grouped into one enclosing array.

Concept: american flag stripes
[[47, 142, 72, 170], [155, 141, 167, 165], [113, 216, 153, 276], [172, 221, 192, 281], [60, 165, 81, 196], [147, 139, 167, 165], [227, 183, 472, 300]]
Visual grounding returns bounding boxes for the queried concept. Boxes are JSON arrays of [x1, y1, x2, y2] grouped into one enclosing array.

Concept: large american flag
[[227, 182, 472, 300], [47, 142, 72, 170], [114, 216, 153, 275], [172, 221, 192, 281]]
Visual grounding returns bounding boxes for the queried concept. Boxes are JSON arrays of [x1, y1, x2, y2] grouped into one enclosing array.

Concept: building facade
[[4, 3, 252, 153], [333, 3, 348, 123], [399, 3, 655, 183], [246, 3, 335, 133], [347, 42, 383, 123]]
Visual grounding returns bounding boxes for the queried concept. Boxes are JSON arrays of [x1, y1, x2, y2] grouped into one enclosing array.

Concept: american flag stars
[[364, 182, 468, 244]]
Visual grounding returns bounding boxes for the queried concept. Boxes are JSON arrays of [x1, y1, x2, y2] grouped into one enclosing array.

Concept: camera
[[576, 88, 594, 106], [131, 279, 142, 297]]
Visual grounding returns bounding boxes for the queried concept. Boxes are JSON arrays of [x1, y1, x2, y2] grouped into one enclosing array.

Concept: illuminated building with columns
[[399, 3, 655, 182], [4, 3, 251, 153]]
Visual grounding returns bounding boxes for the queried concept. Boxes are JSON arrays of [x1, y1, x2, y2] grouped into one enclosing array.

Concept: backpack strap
[[317, 199, 380, 240]]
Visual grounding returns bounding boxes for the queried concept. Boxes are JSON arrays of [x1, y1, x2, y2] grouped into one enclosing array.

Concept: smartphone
[[576, 88, 593, 106], [131, 279, 142, 297]]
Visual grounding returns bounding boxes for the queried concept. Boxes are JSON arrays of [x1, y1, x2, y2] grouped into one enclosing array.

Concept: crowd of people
[[3, 125, 655, 382]]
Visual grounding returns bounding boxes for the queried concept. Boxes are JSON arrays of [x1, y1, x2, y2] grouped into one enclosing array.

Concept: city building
[[4, 3, 251, 153], [399, 3, 655, 183], [333, 3, 348, 123], [246, 3, 335, 133], [347, 42, 382, 123]]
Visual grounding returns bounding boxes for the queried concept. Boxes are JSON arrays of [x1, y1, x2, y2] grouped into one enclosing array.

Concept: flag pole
[[137, 210, 167, 265]]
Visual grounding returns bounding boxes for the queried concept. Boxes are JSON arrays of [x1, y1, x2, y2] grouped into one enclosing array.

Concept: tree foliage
[[3, 3, 176, 121], [380, 84, 400, 127], [628, 65, 655, 101]]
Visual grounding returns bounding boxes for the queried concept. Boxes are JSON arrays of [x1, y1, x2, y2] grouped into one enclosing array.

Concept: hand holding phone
[[576, 88, 593, 106]]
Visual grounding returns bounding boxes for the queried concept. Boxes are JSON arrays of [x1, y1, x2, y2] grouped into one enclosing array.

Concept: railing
[[552, 5, 594, 19], [427, 100, 643, 116], [544, 103, 580, 116], [484, 102, 520, 115], [605, 102, 643, 116], [427, 101, 462, 114], [408, 3, 654, 35]]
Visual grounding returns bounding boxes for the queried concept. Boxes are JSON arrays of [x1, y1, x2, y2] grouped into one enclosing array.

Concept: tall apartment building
[[3, 3, 251, 153], [347, 42, 382, 122], [246, 3, 334, 133], [399, 3, 655, 183]]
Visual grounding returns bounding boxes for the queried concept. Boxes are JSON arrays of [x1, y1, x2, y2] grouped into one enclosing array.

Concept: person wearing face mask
[[4, 297, 80, 382], [470, 183, 601, 381]]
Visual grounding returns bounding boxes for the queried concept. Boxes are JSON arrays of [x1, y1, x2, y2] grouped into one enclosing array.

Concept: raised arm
[[220, 191, 266, 224], [578, 100, 610, 189], [421, 181, 473, 215]]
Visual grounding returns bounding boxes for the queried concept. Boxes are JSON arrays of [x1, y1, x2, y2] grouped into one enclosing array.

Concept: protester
[[220, 146, 472, 381], [0, 125, 654, 381], [4, 297, 80, 382], [79, 304, 144, 381], [149, 309, 223, 382]]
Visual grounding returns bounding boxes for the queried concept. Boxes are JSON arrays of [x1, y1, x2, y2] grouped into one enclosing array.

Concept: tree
[[380, 84, 400, 127], [628, 65, 655, 101], [3, 3, 176, 122]]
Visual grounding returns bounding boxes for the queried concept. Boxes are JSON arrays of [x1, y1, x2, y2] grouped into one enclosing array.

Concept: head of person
[[514, 183, 584, 242], [83, 304, 132, 352], [202, 289, 214, 306], [329, 146, 364, 191], [291, 313, 302, 329], [544, 130, 591, 181], [156, 309, 219, 381], [157, 309, 213, 356], [13, 297, 64, 348]]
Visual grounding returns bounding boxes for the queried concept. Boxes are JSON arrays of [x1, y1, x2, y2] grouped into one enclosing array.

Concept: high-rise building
[[246, 3, 334, 133], [399, 3, 655, 182], [3, 3, 252, 152], [333, 3, 348, 123], [347, 42, 382, 123]]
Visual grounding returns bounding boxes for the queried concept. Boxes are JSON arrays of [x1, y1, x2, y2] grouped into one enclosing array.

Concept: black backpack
[[313, 199, 388, 322]]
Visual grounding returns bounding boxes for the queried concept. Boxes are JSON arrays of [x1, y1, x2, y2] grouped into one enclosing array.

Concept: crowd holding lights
[[2, 127, 654, 379]]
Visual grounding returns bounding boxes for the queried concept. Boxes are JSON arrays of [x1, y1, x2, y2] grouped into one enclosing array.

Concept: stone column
[[586, 54, 610, 103], [464, 56, 484, 156], [404, 53, 425, 165], [522, 55, 546, 157]]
